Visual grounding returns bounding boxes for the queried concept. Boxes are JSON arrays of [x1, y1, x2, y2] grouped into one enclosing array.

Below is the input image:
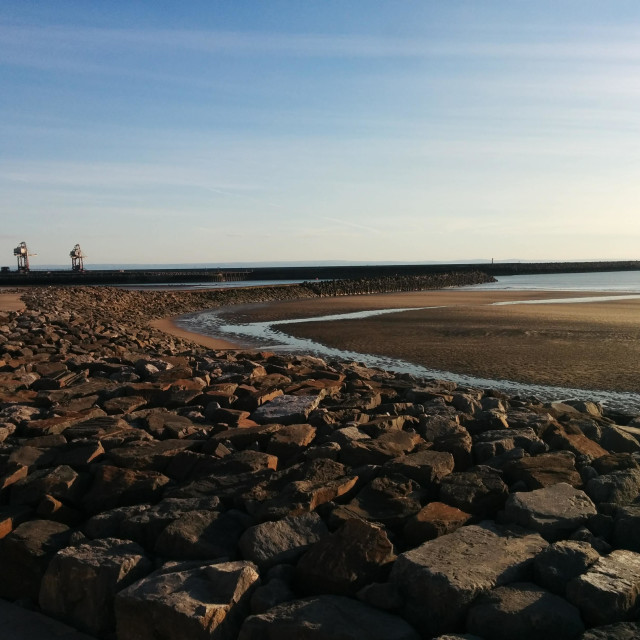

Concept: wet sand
[[150, 317, 242, 350], [0, 291, 25, 312], [217, 290, 640, 392]]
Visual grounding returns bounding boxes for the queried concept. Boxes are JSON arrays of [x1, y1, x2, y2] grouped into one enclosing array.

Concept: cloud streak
[[4, 23, 640, 64]]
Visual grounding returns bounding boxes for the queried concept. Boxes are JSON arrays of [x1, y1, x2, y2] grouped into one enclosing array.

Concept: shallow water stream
[[178, 293, 640, 414]]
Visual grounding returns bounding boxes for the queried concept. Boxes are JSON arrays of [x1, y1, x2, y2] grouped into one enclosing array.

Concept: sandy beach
[[204, 289, 640, 393], [0, 291, 25, 312], [149, 317, 241, 350]]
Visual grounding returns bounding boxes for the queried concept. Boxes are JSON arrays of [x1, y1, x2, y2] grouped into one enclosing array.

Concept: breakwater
[[14, 271, 495, 323], [2, 260, 640, 286]]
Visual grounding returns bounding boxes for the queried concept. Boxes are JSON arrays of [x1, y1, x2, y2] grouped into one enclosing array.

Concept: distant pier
[[0, 260, 639, 286], [0, 268, 252, 286]]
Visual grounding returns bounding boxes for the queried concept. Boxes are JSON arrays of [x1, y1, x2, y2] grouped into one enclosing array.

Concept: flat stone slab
[[251, 395, 321, 425], [567, 549, 640, 626], [0, 599, 97, 640], [389, 521, 547, 637], [501, 482, 597, 541]]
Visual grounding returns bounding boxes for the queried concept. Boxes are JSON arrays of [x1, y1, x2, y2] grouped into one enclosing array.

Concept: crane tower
[[13, 242, 35, 273], [70, 244, 85, 271]]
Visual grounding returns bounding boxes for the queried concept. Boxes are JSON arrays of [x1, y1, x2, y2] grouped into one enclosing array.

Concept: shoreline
[[170, 288, 640, 397], [149, 316, 244, 350], [0, 290, 25, 312]]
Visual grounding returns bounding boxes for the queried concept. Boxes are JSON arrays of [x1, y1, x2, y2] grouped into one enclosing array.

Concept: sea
[[175, 270, 640, 413]]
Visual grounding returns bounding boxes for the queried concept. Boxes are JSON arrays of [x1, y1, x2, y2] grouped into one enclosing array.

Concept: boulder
[[0, 599, 97, 640], [331, 475, 422, 529], [0, 504, 32, 539], [83, 465, 171, 513], [115, 560, 260, 640], [389, 521, 547, 637], [383, 450, 455, 489], [238, 595, 420, 640], [295, 519, 395, 596], [10, 465, 86, 507], [503, 451, 581, 489], [39, 537, 152, 636], [439, 467, 509, 517], [252, 395, 321, 425], [239, 512, 327, 570], [585, 469, 640, 506], [250, 578, 295, 614], [472, 428, 545, 463], [533, 540, 600, 594], [544, 425, 608, 461], [266, 424, 317, 461], [591, 453, 638, 475], [501, 483, 597, 541], [613, 504, 640, 552], [0, 519, 73, 601], [339, 431, 420, 467], [120, 497, 222, 549], [466, 582, 584, 640], [417, 415, 473, 469], [255, 473, 358, 521], [403, 502, 472, 547], [567, 549, 640, 625], [155, 509, 251, 560], [580, 622, 640, 639]]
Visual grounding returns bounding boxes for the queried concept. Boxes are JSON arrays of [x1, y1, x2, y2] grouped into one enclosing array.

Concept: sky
[[2, 1, 640, 266]]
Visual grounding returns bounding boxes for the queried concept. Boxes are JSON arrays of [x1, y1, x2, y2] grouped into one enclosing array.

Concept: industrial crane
[[13, 241, 36, 273], [70, 244, 85, 271]]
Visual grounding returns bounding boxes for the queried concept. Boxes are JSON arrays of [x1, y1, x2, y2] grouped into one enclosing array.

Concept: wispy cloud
[[4, 22, 640, 65]]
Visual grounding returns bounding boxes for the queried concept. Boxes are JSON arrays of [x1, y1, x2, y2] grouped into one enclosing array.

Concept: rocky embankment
[[0, 282, 640, 639]]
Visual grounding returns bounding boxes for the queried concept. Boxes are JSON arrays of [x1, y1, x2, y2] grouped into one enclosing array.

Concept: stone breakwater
[[0, 282, 639, 639]]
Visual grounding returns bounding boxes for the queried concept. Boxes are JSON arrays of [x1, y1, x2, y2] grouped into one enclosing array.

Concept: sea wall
[[1, 279, 640, 638]]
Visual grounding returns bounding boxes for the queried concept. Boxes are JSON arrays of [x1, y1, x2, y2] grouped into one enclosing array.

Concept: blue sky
[[2, 1, 640, 266]]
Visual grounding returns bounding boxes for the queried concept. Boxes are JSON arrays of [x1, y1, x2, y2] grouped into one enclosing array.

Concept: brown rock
[[115, 561, 260, 640], [340, 431, 421, 467], [503, 451, 581, 489], [331, 475, 422, 529], [155, 509, 251, 560], [239, 595, 420, 640], [403, 502, 472, 546], [0, 519, 73, 600], [0, 505, 32, 539], [83, 465, 171, 513], [102, 395, 147, 415], [384, 450, 455, 489], [11, 465, 86, 507], [239, 512, 327, 570], [295, 519, 395, 596], [439, 466, 509, 517], [39, 537, 152, 636], [267, 424, 317, 460], [545, 424, 608, 461]]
